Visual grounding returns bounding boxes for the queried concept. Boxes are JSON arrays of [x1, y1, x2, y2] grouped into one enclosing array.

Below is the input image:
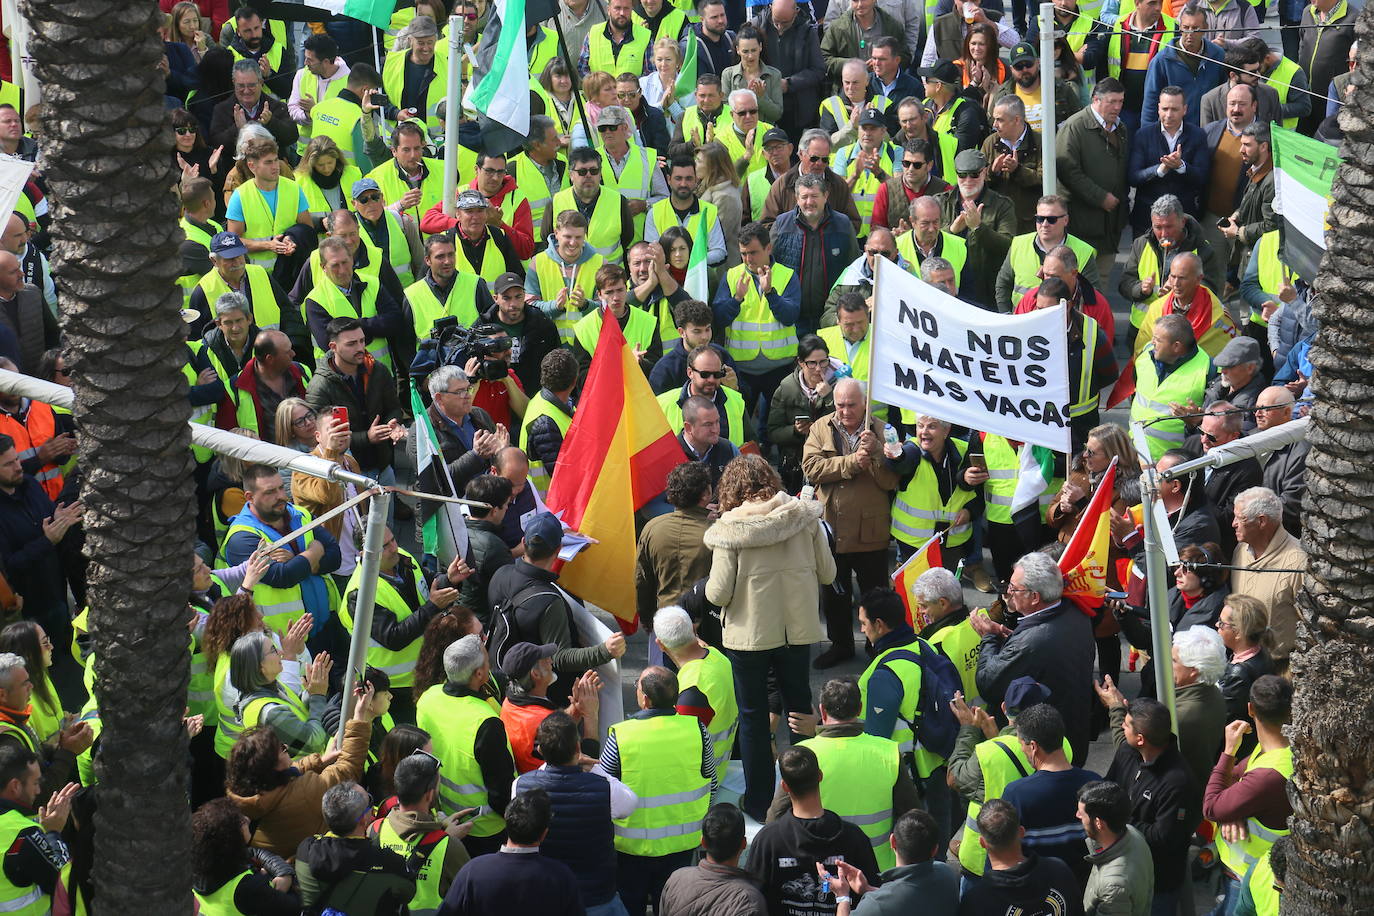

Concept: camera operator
[[466, 325, 529, 429], [478, 273, 559, 394]]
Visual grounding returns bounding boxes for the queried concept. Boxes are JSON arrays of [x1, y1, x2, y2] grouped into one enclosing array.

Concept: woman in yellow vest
[[228, 630, 331, 758], [0, 622, 64, 744], [534, 58, 578, 143], [295, 136, 362, 228], [191, 798, 300, 913], [886, 416, 982, 564], [225, 136, 311, 273]]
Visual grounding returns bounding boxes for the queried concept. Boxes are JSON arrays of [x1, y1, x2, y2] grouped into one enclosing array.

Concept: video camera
[[410, 317, 514, 387]]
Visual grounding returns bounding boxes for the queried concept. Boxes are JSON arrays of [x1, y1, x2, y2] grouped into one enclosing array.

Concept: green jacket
[[1083, 825, 1154, 916], [948, 722, 1014, 804], [819, 8, 908, 84], [1054, 105, 1130, 253], [935, 186, 1017, 310]]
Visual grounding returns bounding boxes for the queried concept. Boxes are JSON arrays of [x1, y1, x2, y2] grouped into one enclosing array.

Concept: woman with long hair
[[294, 136, 362, 228], [412, 610, 478, 699], [1216, 594, 1277, 725], [0, 621, 64, 743], [766, 334, 836, 493], [273, 398, 318, 502], [1048, 423, 1142, 543], [225, 684, 373, 858], [1051, 35, 1090, 107], [367, 722, 432, 808], [227, 629, 330, 758], [721, 25, 783, 124], [956, 23, 1006, 101], [169, 0, 214, 60], [695, 141, 743, 265], [191, 798, 299, 914]]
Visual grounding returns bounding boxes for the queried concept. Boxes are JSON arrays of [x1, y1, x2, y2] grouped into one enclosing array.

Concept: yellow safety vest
[[746, 167, 772, 222], [1247, 849, 1280, 916], [1253, 231, 1293, 302], [518, 391, 573, 493], [817, 326, 869, 381], [819, 94, 891, 129], [722, 262, 797, 362], [367, 157, 447, 227], [184, 340, 224, 463], [551, 187, 625, 265], [338, 549, 428, 688], [675, 647, 739, 780], [0, 808, 51, 916], [308, 95, 371, 170], [896, 231, 967, 282], [636, 7, 688, 42], [799, 732, 901, 871], [586, 24, 650, 77], [890, 439, 976, 548], [680, 105, 725, 146], [359, 209, 415, 287], [1130, 240, 1172, 328], [716, 121, 774, 178], [925, 616, 981, 705], [856, 637, 944, 778], [981, 433, 1019, 526], [305, 276, 393, 370], [382, 46, 450, 134], [573, 305, 659, 356], [838, 141, 897, 233], [1266, 57, 1301, 130], [229, 39, 284, 76], [1105, 14, 1177, 80], [1217, 746, 1293, 879], [450, 230, 507, 285], [297, 163, 364, 217], [193, 870, 250, 916], [1130, 345, 1212, 461], [649, 199, 718, 249], [959, 733, 1032, 876], [179, 217, 223, 306], [1069, 315, 1101, 420], [533, 249, 605, 344], [196, 263, 281, 331], [601, 143, 658, 240], [295, 67, 348, 156], [234, 178, 304, 268], [657, 387, 747, 447], [376, 817, 449, 915], [511, 153, 568, 242], [241, 687, 310, 732], [407, 275, 481, 340], [1134, 288, 1236, 361], [416, 689, 513, 836], [610, 713, 711, 856], [1005, 232, 1096, 302], [527, 26, 561, 77]]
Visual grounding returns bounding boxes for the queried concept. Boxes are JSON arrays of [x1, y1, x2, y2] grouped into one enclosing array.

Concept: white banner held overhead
[[0, 156, 33, 233], [868, 258, 1072, 453]]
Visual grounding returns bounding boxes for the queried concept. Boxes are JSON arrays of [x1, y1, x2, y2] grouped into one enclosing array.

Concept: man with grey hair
[[911, 567, 980, 703], [1254, 385, 1307, 536], [1197, 399, 1261, 554], [511, 115, 566, 243], [971, 551, 1096, 763], [296, 781, 416, 913], [979, 94, 1043, 233], [1120, 191, 1225, 333], [654, 605, 739, 779], [761, 129, 863, 234], [597, 105, 669, 219], [1169, 626, 1228, 784], [412, 363, 502, 521], [802, 376, 897, 667], [918, 255, 957, 296], [415, 634, 518, 857], [1230, 486, 1306, 660], [210, 57, 298, 152], [0, 652, 90, 798]]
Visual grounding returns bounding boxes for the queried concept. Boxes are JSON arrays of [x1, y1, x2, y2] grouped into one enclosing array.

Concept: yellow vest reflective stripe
[[511, 153, 568, 240], [193, 870, 250, 916], [407, 275, 480, 340], [229, 41, 284, 74], [926, 617, 981, 705], [573, 305, 658, 355], [799, 733, 900, 871], [360, 209, 414, 287], [308, 96, 369, 169], [716, 121, 774, 177], [657, 386, 746, 447], [1217, 746, 1293, 878], [527, 27, 560, 77], [534, 250, 605, 343], [0, 721, 36, 754], [552, 187, 625, 264], [959, 734, 1032, 875], [235, 178, 303, 268], [376, 818, 448, 914], [1254, 231, 1291, 299], [297, 164, 363, 216], [518, 392, 574, 492], [1132, 241, 1169, 327], [306, 278, 393, 370], [338, 548, 428, 687], [890, 439, 976, 548], [817, 326, 869, 380], [839, 142, 897, 231], [586, 26, 650, 77], [1135, 287, 1236, 361], [896, 231, 967, 282], [746, 168, 772, 222], [382, 47, 450, 133], [602, 143, 658, 240], [197, 263, 281, 331], [213, 654, 241, 757], [857, 638, 946, 777], [296, 67, 348, 155], [222, 506, 320, 635], [1130, 346, 1211, 461], [1006, 233, 1095, 301], [932, 96, 965, 137], [241, 689, 310, 730], [184, 341, 218, 464], [179, 217, 223, 306], [680, 105, 724, 146], [981, 433, 1019, 525], [367, 157, 448, 225], [0, 808, 50, 916], [1267, 57, 1301, 130], [819, 95, 850, 127], [1106, 15, 1176, 79], [416, 689, 511, 836], [1070, 315, 1101, 418], [723, 262, 797, 361], [649, 198, 719, 246], [610, 714, 711, 856], [675, 647, 739, 777]]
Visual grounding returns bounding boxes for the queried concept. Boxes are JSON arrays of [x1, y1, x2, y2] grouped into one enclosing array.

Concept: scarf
[[313, 165, 343, 189], [1163, 284, 1214, 346], [1117, 14, 1167, 71]]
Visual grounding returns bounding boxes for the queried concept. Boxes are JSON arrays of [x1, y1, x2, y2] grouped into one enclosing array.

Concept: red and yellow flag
[[891, 534, 943, 629], [1058, 458, 1118, 615], [546, 308, 685, 633]]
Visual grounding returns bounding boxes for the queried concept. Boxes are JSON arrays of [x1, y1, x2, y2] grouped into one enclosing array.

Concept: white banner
[[0, 156, 33, 234], [868, 258, 1072, 453]]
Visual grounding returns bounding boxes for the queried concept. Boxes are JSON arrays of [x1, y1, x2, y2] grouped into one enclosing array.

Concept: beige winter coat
[[704, 491, 837, 652], [1230, 527, 1307, 659]]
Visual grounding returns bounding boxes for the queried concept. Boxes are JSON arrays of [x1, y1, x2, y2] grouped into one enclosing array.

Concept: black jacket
[[347, 553, 455, 653], [753, 9, 825, 134], [1126, 120, 1212, 233], [461, 517, 514, 623], [747, 809, 880, 916], [956, 852, 1084, 916], [294, 834, 414, 916], [1219, 650, 1274, 727], [209, 94, 299, 157], [0, 476, 70, 623], [479, 299, 561, 394], [524, 389, 574, 471], [1104, 734, 1201, 892], [304, 352, 403, 472], [1202, 458, 1262, 555], [649, 339, 736, 395], [1262, 439, 1309, 537]]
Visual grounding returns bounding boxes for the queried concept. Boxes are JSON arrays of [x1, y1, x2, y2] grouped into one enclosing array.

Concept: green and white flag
[[409, 382, 467, 559], [298, 0, 398, 28], [1011, 443, 1057, 514], [686, 211, 709, 301], [470, 0, 530, 134], [675, 30, 698, 104], [1272, 125, 1340, 283]]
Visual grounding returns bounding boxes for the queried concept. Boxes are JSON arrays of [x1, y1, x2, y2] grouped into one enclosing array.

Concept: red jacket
[[216, 358, 308, 437], [1014, 277, 1116, 346], [420, 174, 535, 260]]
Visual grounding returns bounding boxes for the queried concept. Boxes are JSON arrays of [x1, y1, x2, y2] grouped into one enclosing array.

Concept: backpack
[[488, 579, 561, 673], [907, 638, 964, 762]]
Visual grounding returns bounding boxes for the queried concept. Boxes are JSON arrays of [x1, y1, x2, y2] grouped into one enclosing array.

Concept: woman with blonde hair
[[571, 70, 619, 148], [169, 1, 214, 60], [641, 38, 686, 129], [295, 136, 362, 227], [703, 454, 835, 821], [695, 141, 743, 263]]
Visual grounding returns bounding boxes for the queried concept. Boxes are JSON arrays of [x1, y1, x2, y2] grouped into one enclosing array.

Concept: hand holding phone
[[332, 406, 349, 426]]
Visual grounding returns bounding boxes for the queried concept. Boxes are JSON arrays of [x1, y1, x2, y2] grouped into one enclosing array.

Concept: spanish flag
[[546, 307, 685, 633], [1058, 458, 1118, 615], [891, 534, 943, 629]]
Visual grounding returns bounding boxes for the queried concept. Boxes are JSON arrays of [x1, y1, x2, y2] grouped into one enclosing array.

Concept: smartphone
[[1105, 589, 1128, 599], [1216, 217, 1233, 229], [794, 415, 811, 424], [969, 454, 988, 472], [332, 406, 349, 426]]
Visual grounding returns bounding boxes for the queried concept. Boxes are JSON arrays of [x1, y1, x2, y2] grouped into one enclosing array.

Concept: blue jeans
[[726, 644, 814, 819], [1208, 874, 1241, 916]]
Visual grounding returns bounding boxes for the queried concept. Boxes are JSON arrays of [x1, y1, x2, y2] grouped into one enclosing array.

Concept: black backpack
[[488, 580, 561, 673], [880, 638, 964, 762]]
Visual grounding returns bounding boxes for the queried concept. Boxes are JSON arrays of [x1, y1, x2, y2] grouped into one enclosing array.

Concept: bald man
[[0, 250, 55, 375], [0, 213, 53, 314], [1254, 386, 1306, 536]]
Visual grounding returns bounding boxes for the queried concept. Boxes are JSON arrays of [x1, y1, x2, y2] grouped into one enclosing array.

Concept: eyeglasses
[[355, 192, 383, 204], [478, 166, 505, 176], [1082, 447, 1100, 457], [956, 170, 982, 179], [175, 126, 197, 135], [1012, 60, 1036, 71], [801, 358, 829, 369], [291, 411, 318, 428], [573, 167, 601, 176], [736, 108, 759, 116], [462, 11, 478, 18], [598, 124, 619, 133], [902, 159, 927, 169], [1034, 214, 1063, 225], [692, 368, 727, 379], [442, 387, 474, 398], [617, 89, 641, 100], [1216, 619, 1237, 631], [1004, 585, 1034, 596]]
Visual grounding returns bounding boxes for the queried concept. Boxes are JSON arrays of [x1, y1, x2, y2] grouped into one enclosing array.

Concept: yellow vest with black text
[[235, 178, 303, 269], [360, 209, 415, 287], [193, 870, 249, 916], [306, 276, 393, 370], [573, 305, 658, 357], [197, 262, 281, 330], [657, 386, 746, 446], [601, 143, 658, 240], [1217, 746, 1293, 880], [416, 689, 511, 836], [179, 216, 223, 306], [958, 733, 1032, 875], [675, 646, 739, 779], [407, 275, 481, 340], [1005, 232, 1096, 302], [586, 25, 650, 77], [534, 249, 605, 343], [519, 391, 573, 493], [890, 439, 975, 548], [1130, 345, 1211, 461], [857, 638, 944, 778], [382, 46, 449, 134], [309, 95, 371, 170], [610, 713, 711, 856], [722, 262, 797, 362], [799, 732, 901, 871], [376, 816, 448, 914], [295, 67, 348, 156], [339, 548, 429, 688], [926, 616, 980, 705], [551, 187, 625, 265], [0, 808, 52, 916]]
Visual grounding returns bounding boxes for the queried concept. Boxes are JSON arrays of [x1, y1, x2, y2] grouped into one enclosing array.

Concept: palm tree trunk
[[1283, 5, 1374, 912], [21, 0, 196, 911]]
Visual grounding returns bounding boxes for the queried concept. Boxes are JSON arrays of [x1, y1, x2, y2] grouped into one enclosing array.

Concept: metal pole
[[1138, 452, 1179, 741], [1039, 1, 1057, 197], [443, 14, 463, 217], [335, 488, 392, 744]]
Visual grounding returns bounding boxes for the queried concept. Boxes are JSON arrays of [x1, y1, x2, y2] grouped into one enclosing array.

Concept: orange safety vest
[[499, 699, 554, 774], [0, 401, 62, 499]]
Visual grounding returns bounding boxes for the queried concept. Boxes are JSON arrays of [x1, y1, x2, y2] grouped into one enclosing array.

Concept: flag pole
[[1137, 423, 1180, 741], [443, 13, 463, 217], [863, 255, 880, 430], [548, 14, 595, 148]]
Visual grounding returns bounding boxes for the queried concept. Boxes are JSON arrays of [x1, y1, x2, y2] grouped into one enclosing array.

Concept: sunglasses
[[597, 124, 619, 133], [573, 167, 601, 176], [808, 154, 830, 164], [1012, 60, 1035, 70], [410, 748, 443, 769], [175, 126, 197, 135], [902, 159, 927, 169], [956, 170, 982, 179], [693, 368, 728, 379], [355, 192, 383, 204], [1201, 432, 1219, 444], [736, 108, 759, 116], [1034, 214, 1063, 224]]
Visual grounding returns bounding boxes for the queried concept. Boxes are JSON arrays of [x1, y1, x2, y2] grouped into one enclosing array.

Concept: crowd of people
[[0, 0, 1336, 909]]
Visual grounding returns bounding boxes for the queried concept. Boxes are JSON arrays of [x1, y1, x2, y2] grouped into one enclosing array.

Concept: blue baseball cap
[[522, 510, 564, 552], [209, 231, 247, 259], [351, 177, 381, 198], [1004, 677, 1052, 715]]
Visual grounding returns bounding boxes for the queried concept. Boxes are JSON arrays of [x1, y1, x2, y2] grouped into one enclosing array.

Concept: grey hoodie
[[522, 237, 603, 318]]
